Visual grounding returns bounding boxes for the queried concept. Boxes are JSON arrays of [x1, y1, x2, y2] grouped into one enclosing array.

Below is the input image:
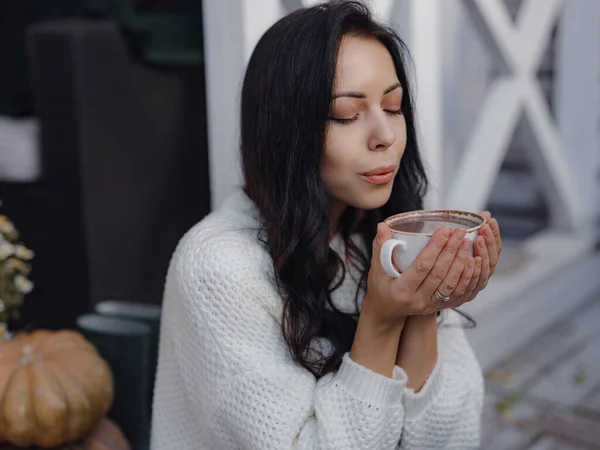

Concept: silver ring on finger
[[434, 289, 451, 303]]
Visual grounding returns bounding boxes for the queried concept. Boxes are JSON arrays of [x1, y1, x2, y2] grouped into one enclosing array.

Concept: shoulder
[[165, 189, 279, 312], [172, 218, 272, 286]]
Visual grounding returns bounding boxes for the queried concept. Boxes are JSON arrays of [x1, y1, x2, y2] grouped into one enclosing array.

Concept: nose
[[367, 111, 396, 151]]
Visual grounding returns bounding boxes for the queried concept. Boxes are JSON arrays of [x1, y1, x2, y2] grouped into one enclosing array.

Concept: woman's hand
[[437, 211, 502, 309], [363, 221, 474, 328]]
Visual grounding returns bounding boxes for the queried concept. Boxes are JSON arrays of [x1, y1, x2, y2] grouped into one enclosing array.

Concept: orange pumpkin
[[66, 418, 130, 450], [0, 330, 114, 448], [0, 417, 130, 450]]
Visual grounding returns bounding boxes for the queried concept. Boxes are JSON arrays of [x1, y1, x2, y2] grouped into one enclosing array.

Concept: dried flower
[[0, 206, 33, 330], [14, 275, 34, 294], [0, 215, 17, 239], [0, 241, 13, 261], [14, 245, 34, 261]]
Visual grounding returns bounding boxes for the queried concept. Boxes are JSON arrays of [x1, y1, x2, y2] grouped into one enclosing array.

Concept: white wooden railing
[[202, 0, 600, 368]]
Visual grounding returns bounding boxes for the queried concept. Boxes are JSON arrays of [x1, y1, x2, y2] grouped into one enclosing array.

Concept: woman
[[151, 1, 502, 449]]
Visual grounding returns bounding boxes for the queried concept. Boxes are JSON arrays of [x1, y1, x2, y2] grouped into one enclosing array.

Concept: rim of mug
[[384, 209, 486, 236]]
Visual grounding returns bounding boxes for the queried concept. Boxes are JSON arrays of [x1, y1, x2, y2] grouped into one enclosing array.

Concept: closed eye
[[385, 109, 403, 116], [328, 116, 359, 124], [329, 108, 402, 124]]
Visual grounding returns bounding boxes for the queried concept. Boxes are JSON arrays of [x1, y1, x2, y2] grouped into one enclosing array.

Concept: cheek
[[395, 116, 408, 151], [321, 129, 357, 188]]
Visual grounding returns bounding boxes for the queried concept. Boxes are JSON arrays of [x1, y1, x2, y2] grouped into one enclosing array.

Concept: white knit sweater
[[150, 189, 484, 449]]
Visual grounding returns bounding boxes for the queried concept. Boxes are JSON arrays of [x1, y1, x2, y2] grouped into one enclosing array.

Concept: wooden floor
[[481, 294, 600, 449]]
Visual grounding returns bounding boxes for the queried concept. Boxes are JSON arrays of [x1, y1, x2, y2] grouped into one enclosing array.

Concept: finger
[[464, 256, 482, 300], [478, 211, 493, 246], [480, 223, 499, 270], [417, 227, 467, 298], [479, 211, 492, 223], [401, 226, 452, 291], [436, 238, 473, 298], [371, 223, 393, 274], [480, 211, 502, 256], [488, 217, 502, 255], [454, 256, 475, 298], [439, 256, 476, 311], [474, 236, 491, 291]]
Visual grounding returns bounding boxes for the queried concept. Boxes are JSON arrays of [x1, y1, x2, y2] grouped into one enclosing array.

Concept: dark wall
[[0, 0, 81, 116], [1, 21, 210, 330]]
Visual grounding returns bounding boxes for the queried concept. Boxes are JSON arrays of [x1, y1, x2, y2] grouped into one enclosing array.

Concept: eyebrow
[[332, 82, 402, 99]]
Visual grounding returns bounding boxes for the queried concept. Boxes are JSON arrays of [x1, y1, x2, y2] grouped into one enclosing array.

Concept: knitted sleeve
[[151, 233, 408, 449], [151, 231, 483, 449], [398, 309, 484, 449]]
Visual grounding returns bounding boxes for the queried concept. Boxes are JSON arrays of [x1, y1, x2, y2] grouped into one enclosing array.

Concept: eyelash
[[329, 109, 403, 125]]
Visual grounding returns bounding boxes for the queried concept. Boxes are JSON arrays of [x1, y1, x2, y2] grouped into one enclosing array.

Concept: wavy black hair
[[241, 1, 433, 377]]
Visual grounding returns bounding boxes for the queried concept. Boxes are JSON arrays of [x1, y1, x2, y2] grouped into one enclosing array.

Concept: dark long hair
[[241, 1, 428, 377]]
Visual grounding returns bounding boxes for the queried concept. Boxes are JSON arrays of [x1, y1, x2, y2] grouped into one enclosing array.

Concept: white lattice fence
[[202, 0, 600, 368], [203, 0, 598, 227]]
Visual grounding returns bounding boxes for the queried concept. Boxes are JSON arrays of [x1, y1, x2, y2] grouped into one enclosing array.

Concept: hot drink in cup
[[380, 210, 486, 278]]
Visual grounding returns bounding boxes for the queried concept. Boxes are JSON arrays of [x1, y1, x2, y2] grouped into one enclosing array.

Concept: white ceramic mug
[[380, 210, 486, 278]]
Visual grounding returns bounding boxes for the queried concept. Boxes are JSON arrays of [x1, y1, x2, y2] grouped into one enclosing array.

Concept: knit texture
[[150, 189, 484, 449]]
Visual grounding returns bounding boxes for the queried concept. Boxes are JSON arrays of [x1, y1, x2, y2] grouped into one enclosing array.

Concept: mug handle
[[380, 239, 408, 278]]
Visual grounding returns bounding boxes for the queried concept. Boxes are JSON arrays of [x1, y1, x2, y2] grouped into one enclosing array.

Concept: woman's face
[[322, 34, 407, 214]]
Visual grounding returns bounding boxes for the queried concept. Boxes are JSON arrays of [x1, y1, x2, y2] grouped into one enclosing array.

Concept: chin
[[347, 185, 394, 211]]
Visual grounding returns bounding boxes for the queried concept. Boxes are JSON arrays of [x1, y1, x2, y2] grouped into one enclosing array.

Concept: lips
[[362, 165, 397, 176], [361, 165, 397, 185]]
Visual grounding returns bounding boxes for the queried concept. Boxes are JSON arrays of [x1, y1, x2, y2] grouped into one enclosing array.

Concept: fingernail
[[468, 258, 474, 268], [483, 225, 491, 235], [462, 239, 471, 251], [442, 226, 452, 237], [479, 237, 486, 248]]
